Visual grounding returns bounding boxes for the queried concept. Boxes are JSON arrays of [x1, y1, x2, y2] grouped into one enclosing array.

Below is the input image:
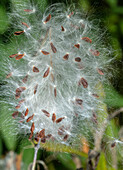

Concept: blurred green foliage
[[0, 0, 123, 169]]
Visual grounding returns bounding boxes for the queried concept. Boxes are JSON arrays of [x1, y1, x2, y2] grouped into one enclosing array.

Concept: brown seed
[[58, 126, 65, 136], [22, 22, 29, 28], [14, 31, 24, 35], [90, 49, 100, 56], [52, 113, 56, 122], [15, 104, 21, 109], [16, 87, 26, 93], [92, 94, 99, 98], [15, 93, 21, 99], [78, 77, 88, 88], [82, 37, 92, 43], [22, 75, 28, 83], [26, 114, 34, 122], [19, 99, 25, 104], [68, 11, 74, 18], [75, 57, 81, 62], [111, 142, 116, 148], [41, 50, 50, 55], [74, 44, 80, 49], [33, 66, 39, 72], [63, 53, 69, 60], [29, 132, 33, 141], [54, 87, 57, 97], [24, 9, 33, 12], [38, 129, 45, 138], [46, 134, 52, 139], [34, 133, 40, 143], [9, 54, 18, 58], [75, 98, 83, 105], [6, 72, 12, 78], [50, 42, 57, 53], [61, 26, 65, 31], [30, 122, 35, 133], [25, 108, 29, 116], [97, 68, 104, 75], [34, 84, 38, 94], [43, 67, 50, 78], [42, 110, 50, 117], [15, 54, 24, 60], [12, 111, 19, 119], [41, 137, 46, 143], [44, 14, 51, 24], [56, 117, 65, 124], [63, 134, 69, 141]]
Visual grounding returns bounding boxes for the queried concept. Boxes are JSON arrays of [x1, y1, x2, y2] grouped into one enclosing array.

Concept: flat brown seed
[[61, 26, 65, 31], [92, 94, 99, 98], [22, 75, 28, 83], [12, 111, 19, 119], [63, 53, 69, 60], [41, 50, 50, 55], [33, 66, 39, 72], [14, 31, 24, 35], [22, 22, 29, 28], [29, 132, 33, 140], [63, 134, 69, 141], [9, 54, 18, 58], [58, 126, 65, 136], [26, 114, 34, 122], [56, 117, 65, 123], [15, 54, 24, 60], [76, 98, 83, 105], [25, 108, 29, 116], [111, 142, 116, 148], [16, 87, 26, 93], [34, 133, 40, 143], [68, 11, 74, 18], [19, 99, 25, 104], [38, 129, 45, 138], [24, 9, 33, 12], [75, 57, 81, 62], [34, 84, 38, 94], [50, 43, 57, 53], [78, 77, 88, 88], [6, 72, 12, 78], [52, 113, 56, 122], [54, 87, 57, 97], [42, 109, 50, 117], [97, 68, 104, 75], [46, 134, 52, 139], [41, 137, 46, 143], [44, 14, 51, 23], [43, 67, 50, 78], [31, 122, 35, 133], [15, 104, 21, 109], [90, 49, 100, 56], [15, 93, 21, 99], [82, 37, 92, 43], [74, 44, 80, 49]]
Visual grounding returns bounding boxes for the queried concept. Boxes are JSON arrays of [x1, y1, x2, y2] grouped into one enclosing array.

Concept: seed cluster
[[4, 3, 112, 146]]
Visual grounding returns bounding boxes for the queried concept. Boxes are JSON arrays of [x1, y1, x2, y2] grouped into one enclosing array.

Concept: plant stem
[[32, 139, 41, 170]]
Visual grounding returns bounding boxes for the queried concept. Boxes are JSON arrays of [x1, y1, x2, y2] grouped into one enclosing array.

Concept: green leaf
[[104, 85, 123, 107], [0, 103, 17, 150], [96, 152, 107, 170], [57, 153, 76, 170], [0, 6, 9, 34]]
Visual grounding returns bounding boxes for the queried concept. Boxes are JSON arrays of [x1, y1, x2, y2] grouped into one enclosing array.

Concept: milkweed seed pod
[[1, 2, 114, 149]]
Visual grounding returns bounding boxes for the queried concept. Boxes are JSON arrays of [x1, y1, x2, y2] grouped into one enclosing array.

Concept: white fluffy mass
[[1, 2, 115, 147]]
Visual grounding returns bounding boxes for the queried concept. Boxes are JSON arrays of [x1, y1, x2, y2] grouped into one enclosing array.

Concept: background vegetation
[[0, 0, 123, 169]]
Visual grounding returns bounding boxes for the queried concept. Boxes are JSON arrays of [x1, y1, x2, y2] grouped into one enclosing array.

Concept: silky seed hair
[[1, 2, 115, 148]]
